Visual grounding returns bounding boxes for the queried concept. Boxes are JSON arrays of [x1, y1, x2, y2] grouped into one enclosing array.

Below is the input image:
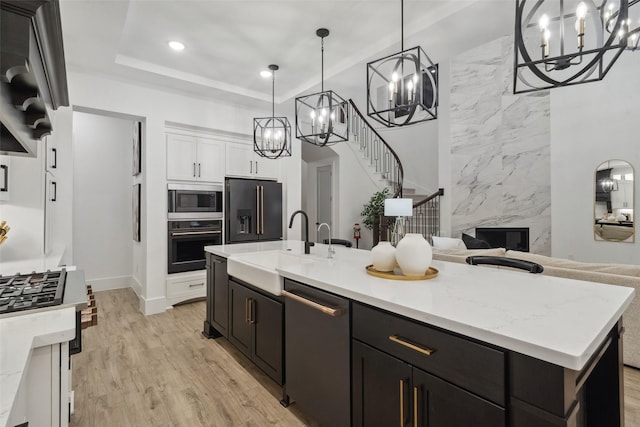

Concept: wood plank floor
[[70, 288, 640, 427]]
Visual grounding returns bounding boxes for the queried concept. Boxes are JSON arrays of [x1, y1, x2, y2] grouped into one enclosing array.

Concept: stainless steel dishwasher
[[282, 278, 351, 427]]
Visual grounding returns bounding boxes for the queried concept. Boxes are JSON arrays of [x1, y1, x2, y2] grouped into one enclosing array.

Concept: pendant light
[[604, 0, 640, 50], [254, 64, 291, 159], [366, 0, 439, 128], [513, 0, 629, 94], [295, 28, 349, 147]]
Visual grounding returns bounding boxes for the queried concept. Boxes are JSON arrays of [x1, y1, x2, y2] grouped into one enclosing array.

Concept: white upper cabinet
[[225, 142, 280, 180], [166, 134, 225, 183]]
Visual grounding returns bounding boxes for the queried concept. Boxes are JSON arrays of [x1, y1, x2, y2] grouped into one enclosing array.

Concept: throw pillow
[[432, 236, 466, 250], [461, 233, 491, 249]]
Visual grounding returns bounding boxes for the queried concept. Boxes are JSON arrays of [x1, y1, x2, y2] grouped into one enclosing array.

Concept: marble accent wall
[[449, 36, 551, 255]]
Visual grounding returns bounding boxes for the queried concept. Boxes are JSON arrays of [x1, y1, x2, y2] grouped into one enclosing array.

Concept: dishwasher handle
[[282, 290, 344, 317]]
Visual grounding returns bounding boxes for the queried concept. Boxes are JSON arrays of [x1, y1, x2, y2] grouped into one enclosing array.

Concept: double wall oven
[[168, 184, 223, 274]]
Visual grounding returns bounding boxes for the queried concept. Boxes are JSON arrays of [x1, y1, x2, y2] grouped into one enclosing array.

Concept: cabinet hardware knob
[[388, 335, 434, 357]]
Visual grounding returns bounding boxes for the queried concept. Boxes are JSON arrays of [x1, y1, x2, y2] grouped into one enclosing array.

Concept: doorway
[[316, 164, 332, 243]]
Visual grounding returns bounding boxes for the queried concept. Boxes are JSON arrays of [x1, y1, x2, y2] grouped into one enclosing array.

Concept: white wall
[[551, 53, 640, 264], [72, 112, 134, 290], [59, 70, 301, 314]]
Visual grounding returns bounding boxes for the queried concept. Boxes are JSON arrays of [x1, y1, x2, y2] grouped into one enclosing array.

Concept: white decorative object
[[371, 241, 397, 272], [395, 233, 432, 276]]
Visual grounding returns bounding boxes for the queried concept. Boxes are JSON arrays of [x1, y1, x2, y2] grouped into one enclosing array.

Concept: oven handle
[[170, 230, 222, 236]]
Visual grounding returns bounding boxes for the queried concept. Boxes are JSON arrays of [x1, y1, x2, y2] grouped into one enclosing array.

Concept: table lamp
[[384, 198, 413, 246]]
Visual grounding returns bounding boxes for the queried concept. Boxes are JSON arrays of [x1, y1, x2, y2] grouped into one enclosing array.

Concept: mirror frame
[[594, 159, 635, 243]]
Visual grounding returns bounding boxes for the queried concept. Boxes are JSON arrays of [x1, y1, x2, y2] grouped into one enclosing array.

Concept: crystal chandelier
[[295, 28, 349, 147], [604, 0, 640, 50], [253, 64, 291, 159], [366, 0, 438, 127], [514, 0, 629, 94]]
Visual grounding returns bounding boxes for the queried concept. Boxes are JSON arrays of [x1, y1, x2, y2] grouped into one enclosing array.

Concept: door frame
[[304, 159, 338, 243]]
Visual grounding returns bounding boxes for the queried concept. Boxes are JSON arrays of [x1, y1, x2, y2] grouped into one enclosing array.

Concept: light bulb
[[330, 111, 336, 121], [318, 115, 324, 123], [539, 14, 550, 30], [391, 72, 399, 82], [310, 110, 316, 119], [412, 73, 418, 84], [576, 2, 587, 19], [265, 129, 271, 140], [406, 81, 414, 92], [168, 41, 185, 51], [321, 108, 327, 116]]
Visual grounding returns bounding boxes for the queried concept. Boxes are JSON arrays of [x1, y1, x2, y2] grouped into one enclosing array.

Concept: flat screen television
[[475, 227, 530, 252]]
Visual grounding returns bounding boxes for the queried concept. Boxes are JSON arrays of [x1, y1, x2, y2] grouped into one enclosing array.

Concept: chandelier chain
[[321, 37, 325, 92]]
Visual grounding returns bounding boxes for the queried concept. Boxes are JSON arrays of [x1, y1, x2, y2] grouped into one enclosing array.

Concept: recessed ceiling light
[[168, 41, 185, 51], [260, 70, 272, 78]]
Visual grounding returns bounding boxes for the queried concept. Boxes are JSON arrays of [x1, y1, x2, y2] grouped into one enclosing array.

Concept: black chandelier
[[366, 0, 438, 127], [253, 64, 291, 159], [295, 28, 349, 147], [514, 0, 629, 94], [604, 0, 640, 50]]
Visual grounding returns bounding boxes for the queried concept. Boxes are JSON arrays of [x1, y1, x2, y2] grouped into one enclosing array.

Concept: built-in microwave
[[168, 183, 223, 219]]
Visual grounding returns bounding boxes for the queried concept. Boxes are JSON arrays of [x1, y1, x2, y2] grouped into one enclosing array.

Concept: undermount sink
[[227, 250, 320, 295]]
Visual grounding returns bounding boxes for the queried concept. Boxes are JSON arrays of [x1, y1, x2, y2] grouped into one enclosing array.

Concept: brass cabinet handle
[[282, 290, 344, 317], [389, 335, 434, 357], [249, 298, 256, 325], [413, 386, 419, 427], [399, 379, 405, 427], [256, 185, 260, 233], [260, 185, 264, 234]]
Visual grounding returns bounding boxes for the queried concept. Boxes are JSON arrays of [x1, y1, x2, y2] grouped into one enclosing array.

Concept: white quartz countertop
[[0, 307, 76, 427], [206, 241, 635, 370]]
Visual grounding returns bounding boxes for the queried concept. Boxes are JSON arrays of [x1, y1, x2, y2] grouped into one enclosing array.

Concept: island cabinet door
[[412, 368, 506, 427], [250, 290, 283, 385], [228, 280, 253, 357], [352, 340, 412, 427]]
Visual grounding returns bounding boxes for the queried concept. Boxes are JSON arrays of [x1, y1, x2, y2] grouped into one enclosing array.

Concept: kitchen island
[[204, 241, 635, 426]]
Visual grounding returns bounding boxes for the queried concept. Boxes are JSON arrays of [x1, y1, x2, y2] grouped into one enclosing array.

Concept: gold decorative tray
[[365, 265, 439, 281]]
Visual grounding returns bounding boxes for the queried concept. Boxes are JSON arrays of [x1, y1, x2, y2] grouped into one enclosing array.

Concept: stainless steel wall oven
[[168, 219, 222, 273]]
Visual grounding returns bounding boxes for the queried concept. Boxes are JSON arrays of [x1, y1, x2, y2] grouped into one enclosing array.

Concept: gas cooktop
[[0, 269, 66, 315]]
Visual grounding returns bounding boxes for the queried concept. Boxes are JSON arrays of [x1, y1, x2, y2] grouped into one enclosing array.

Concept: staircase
[[347, 100, 444, 241]]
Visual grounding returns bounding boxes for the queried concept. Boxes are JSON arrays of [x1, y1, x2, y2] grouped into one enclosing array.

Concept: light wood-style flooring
[[70, 288, 640, 427]]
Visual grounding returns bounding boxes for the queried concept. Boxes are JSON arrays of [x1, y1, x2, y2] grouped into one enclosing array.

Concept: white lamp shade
[[384, 198, 413, 217]]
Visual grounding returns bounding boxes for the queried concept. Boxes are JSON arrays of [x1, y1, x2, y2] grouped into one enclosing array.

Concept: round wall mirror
[[594, 160, 634, 242]]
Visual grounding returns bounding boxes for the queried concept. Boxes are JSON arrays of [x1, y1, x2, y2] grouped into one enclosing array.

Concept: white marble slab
[[449, 36, 551, 255], [0, 307, 76, 427], [209, 241, 634, 371]]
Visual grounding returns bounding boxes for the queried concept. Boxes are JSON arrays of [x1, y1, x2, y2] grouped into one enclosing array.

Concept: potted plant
[[360, 188, 392, 246]]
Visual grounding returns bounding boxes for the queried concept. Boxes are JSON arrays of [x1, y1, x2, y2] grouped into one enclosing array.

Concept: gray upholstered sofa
[[433, 248, 640, 369]]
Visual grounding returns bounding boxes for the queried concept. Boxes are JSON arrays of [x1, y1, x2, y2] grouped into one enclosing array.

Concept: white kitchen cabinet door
[[254, 157, 280, 180], [196, 138, 225, 183], [167, 133, 198, 181], [225, 143, 255, 178], [44, 172, 56, 253], [0, 155, 10, 201]]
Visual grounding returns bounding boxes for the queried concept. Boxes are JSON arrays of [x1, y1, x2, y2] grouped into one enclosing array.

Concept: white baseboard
[[130, 275, 142, 297], [86, 275, 132, 292], [138, 295, 166, 315]]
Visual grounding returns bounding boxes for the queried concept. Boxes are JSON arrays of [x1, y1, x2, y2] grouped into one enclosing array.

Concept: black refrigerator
[[226, 178, 283, 243]]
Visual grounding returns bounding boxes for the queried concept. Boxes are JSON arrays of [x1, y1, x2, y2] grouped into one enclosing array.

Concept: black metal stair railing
[[348, 99, 444, 242], [405, 188, 445, 243], [348, 99, 403, 198]]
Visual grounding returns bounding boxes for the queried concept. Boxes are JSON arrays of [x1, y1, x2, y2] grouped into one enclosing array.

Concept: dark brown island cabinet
[[204, 254, 625, 427], [204, 253, 284, 385]]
